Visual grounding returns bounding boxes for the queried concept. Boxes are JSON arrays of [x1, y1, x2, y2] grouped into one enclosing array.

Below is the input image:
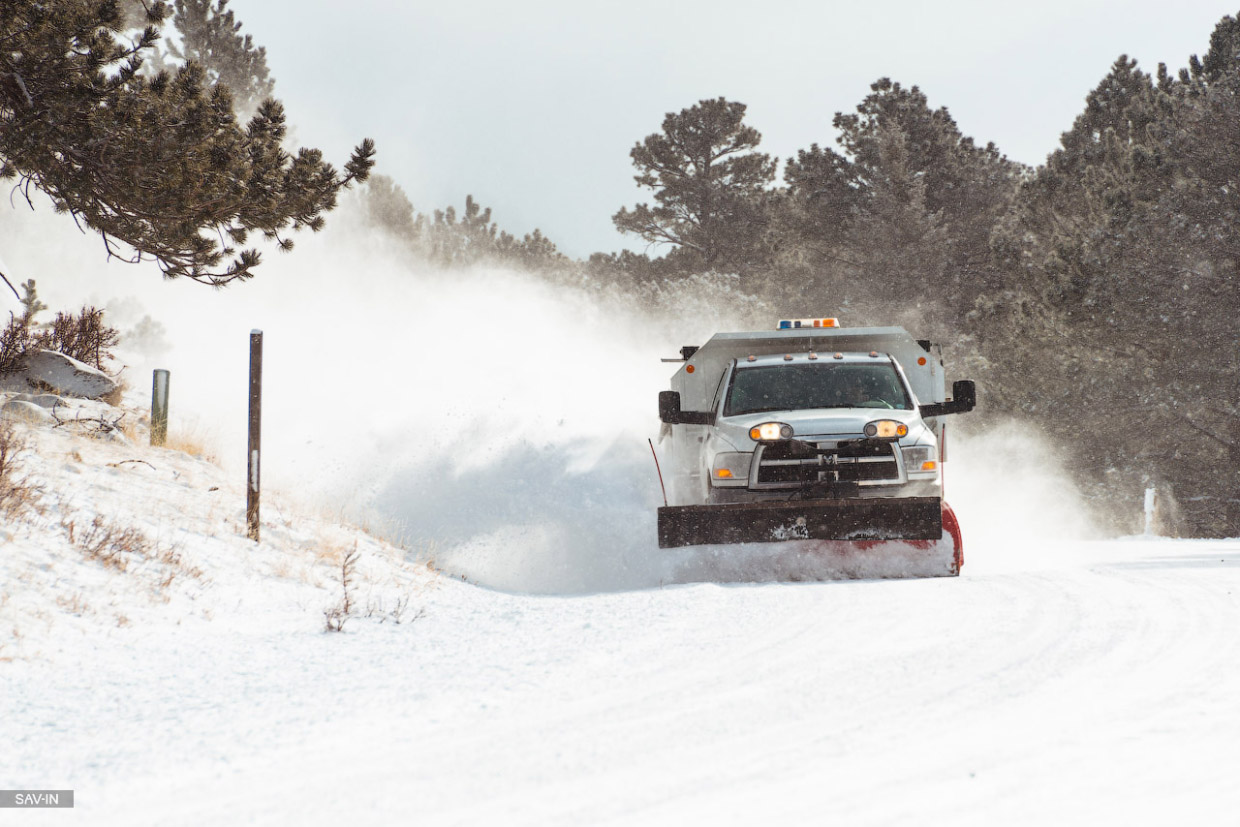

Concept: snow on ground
[[4, 394, 1240, 826]]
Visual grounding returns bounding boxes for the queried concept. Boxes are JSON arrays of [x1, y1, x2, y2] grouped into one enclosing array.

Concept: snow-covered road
[[9, 536, 1240, 826]]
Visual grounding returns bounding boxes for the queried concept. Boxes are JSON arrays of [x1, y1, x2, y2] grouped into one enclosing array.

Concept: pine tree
[[0, 1, 375, 286], [164, 0, 275, 119], [358, 175, 419, 241], [782, 142, 860, 254], [831, 79, 1023, 310], [612, 98, 776, 275], [843, 123, 952, 327], [1193, 11, 1240, 83]]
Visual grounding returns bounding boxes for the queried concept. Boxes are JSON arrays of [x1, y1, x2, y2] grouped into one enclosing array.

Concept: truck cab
[[656, 319, 975, 549]]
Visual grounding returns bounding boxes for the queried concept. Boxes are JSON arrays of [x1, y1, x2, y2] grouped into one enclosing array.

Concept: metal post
[[1143, 486, 1157, 537], [247, 330, 263, 542], [150, 369, 170, 446]]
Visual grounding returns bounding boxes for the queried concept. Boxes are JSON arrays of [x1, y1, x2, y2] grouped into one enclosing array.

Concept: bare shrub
[[323, 546, 359, 632], [0, 423, 41, 520], [0, 313, 34, 374], [0, 282, 120, 375], [38, 307, 120, 370], [0, 280, 45, 374]]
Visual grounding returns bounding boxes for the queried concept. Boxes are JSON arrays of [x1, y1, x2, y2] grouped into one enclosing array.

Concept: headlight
[[749, 422, 794, 441], [901, 445, 938, 473], [711, 452, 752, 484], [864, 419, 908, 439]]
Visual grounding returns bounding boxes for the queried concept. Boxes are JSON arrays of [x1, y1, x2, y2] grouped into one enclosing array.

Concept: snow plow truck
[[655, 318, 975, 577]]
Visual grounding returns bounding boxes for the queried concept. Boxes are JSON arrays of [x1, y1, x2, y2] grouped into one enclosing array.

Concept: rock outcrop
[[7, 350, 118, 399]]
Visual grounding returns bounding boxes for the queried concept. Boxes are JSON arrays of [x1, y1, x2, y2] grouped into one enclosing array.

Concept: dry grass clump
[[0, 422, 42, 520], [153, 544, 205, 588], [68, 515, 151, 572], [161, 427, 218, 464], [99, 372, 128, 407], [63, 514, 204, 588], [56, 592, 91, 615]]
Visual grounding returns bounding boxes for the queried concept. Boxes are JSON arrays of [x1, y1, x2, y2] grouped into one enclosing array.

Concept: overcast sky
[[232, 0, 1237, 258]]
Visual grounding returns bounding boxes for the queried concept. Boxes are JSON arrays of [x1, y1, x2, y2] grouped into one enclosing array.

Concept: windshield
[[723, 363, 913, 416]]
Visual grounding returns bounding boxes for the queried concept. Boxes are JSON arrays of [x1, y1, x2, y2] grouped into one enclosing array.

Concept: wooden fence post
[[150, 369, 169, 446], [247, 330, 262, 542]]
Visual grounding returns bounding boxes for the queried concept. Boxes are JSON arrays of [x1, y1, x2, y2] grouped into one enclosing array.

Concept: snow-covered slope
[[4, 398, 1240, 826]]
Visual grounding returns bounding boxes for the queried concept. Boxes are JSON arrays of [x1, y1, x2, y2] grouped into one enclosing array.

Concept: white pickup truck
[[655, 318, 974, 559]]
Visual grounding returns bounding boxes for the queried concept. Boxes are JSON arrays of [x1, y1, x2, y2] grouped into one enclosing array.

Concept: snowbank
[[0, 391, 435, 663]]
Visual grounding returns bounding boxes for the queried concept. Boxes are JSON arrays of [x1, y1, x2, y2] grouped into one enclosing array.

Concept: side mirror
[[919, 379, 977, 418], [952, 380, 976, 413], [659, 391, 712, 425], [659, 390, 683, 423]]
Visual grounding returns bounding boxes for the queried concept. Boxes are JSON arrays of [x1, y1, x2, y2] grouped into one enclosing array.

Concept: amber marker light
[[918, 357, 927, 366], [921, 461, 937, 471], [715, 468, 733, 479], [686, 365, 695, 373]]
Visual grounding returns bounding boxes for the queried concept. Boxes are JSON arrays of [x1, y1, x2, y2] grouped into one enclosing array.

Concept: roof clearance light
[[747, 355, 757, 362], [776, 318, 840, 330], [808, 352, 818, 360], [784, 354, 793, 361]]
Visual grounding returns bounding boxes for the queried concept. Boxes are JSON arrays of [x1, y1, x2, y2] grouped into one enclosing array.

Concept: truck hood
[[716, 407, 929, 445]]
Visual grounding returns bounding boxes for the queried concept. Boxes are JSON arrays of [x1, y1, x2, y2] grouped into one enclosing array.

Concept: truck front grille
[[753, 439, 903, 488]]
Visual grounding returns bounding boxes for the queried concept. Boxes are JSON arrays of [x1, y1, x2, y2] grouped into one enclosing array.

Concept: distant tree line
[[356, 178, 570, 273]]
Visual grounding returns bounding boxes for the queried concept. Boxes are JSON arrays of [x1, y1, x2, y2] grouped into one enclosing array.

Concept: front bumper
[[657, 496, 944, 549]]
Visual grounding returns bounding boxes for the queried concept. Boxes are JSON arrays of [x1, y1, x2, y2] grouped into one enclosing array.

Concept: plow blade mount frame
[[658, 497, 943, 549]]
